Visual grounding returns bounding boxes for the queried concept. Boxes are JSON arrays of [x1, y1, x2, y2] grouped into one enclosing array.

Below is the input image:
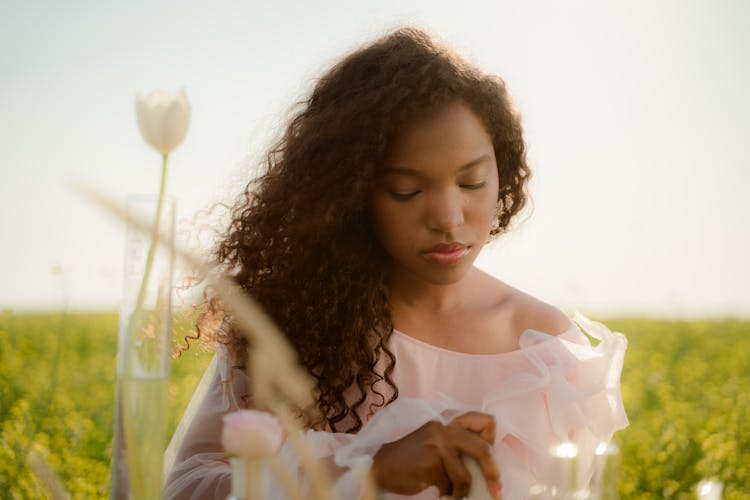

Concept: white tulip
[[135, 88, 191, 154]]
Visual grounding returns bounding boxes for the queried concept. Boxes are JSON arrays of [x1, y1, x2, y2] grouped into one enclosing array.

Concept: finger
[[438, 446, 472, 498], [488, 478, 503, 500], [449, 411, 496, 444], [462, 454, 502, 499], [446, 426, 500, 486]]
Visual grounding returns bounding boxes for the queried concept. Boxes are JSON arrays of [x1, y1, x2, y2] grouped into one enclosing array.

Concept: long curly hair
[[197, 26, 531, 433]]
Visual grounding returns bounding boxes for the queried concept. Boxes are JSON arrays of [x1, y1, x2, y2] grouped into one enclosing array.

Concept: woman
[[164, 26, 628, 499]]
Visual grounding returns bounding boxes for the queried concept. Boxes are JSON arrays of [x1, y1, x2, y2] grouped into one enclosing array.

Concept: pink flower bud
[[221, 410, 284, 458]]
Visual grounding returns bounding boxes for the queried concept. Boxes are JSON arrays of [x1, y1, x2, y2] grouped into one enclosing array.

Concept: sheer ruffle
[[479, 312, 628, 498], [163, 345, 249, 500], [164, 313, 628, 499]]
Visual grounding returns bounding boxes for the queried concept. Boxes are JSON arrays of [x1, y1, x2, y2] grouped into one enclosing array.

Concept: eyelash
[[388, 182, 487, 201], [389, 191, 420, 201], [461, 181, 486, 190]]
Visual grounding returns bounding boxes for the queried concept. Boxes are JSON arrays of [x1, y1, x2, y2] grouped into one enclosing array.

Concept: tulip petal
[[162, 98, 190, 153], [136, 88, 191, 154]]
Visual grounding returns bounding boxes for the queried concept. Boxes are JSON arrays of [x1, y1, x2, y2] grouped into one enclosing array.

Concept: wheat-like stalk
[[28, 447, 70, 500], [72, 181, 344, 499]]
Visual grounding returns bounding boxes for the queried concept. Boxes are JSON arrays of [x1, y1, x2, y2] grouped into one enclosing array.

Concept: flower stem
[[129, 153, 169, 350]]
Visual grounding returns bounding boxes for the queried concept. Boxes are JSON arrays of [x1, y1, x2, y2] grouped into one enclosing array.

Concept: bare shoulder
[[510, 287, 572, 336], [460, 268, 571, 352], [472, 269, 572, 336]]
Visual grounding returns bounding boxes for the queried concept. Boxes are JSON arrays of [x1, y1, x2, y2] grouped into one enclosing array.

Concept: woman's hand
[[371, 411, 502, 499]]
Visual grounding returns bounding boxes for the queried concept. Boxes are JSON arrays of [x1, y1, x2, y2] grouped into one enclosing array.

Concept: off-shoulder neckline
[[390, 323, 579, 359]]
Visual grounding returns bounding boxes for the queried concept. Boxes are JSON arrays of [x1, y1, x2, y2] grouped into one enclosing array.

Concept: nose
[[425, 188, 464, 233]]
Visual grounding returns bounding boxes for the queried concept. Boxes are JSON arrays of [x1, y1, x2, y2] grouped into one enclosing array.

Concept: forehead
[[384, 100, 495, 173]]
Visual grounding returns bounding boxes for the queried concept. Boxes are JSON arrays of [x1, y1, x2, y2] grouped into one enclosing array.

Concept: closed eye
[[460, 181, 486, 190], [389, 190, 421, 201]]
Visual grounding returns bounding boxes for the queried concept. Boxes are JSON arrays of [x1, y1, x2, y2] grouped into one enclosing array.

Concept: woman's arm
[[371, 411, 502, 499], [165, 350, 502, 499]]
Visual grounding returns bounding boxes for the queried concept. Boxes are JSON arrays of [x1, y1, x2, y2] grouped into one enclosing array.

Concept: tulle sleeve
[[162, 344, 249, 500]]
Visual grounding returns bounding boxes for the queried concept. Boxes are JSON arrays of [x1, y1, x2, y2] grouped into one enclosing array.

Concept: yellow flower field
[[1, 312, 748, 498]]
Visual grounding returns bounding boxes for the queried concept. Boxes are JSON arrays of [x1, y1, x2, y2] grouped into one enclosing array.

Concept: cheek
[[370, 197, 408, 248], [476, 177, 499, 209], [486, 171, 501, 208], [472, 178, 500, 228]]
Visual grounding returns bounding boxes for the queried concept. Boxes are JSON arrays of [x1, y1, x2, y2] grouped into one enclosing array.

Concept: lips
[[421, 242, 471, 265]]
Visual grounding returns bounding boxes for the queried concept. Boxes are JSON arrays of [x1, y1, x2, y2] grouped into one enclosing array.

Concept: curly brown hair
[[198, 26, 531, 433]]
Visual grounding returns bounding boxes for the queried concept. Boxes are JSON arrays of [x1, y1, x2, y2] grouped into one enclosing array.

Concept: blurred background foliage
[[0, 311, 213, 499], [607, 318, 749, 499], [0, 312, 748, 498]]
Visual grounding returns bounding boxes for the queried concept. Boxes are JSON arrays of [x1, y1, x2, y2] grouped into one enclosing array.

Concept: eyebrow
[[382, 154, 491, 176]]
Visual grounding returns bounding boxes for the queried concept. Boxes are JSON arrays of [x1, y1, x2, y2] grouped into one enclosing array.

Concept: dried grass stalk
[[28, 448, 70, 500], [73, 181, 340, 499]]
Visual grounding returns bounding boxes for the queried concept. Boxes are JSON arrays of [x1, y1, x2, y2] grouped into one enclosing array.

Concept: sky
[[1, 0, 748, 317]]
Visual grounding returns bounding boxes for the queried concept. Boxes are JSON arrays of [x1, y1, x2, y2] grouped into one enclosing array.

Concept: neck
[[388, 266, 476, 314]]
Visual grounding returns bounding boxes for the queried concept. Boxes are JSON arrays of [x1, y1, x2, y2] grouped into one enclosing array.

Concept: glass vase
[[226, 456, 271, 500], [530, 440, 621, 499], [111, 194, 175, 500]]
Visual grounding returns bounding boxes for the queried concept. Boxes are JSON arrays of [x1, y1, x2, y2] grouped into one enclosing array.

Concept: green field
[[1, 312, 748, 498]]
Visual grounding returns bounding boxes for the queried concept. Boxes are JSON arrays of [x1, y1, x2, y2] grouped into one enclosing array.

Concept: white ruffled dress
[[163, 313, 628, 499]]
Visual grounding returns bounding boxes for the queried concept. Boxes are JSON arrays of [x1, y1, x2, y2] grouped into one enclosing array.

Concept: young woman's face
[[370, 100, 500, 286]]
